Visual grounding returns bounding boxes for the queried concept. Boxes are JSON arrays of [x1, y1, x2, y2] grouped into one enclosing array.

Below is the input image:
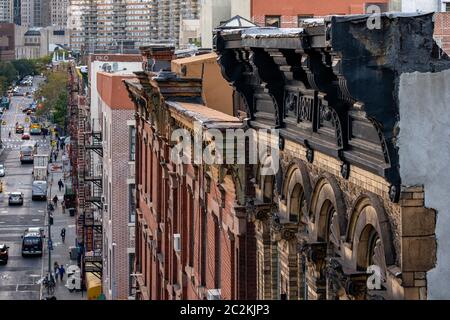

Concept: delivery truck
[[33, 154, 49, 167], [32, 154, 48, 201]]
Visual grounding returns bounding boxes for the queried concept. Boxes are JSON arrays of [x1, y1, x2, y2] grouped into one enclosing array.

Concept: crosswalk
[[1, 139, 48, 150]]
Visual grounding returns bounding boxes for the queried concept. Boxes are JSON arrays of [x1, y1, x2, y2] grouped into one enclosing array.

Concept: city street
[[0, 77, 49, 300]]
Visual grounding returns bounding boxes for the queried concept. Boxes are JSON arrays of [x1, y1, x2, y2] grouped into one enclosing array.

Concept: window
[[446, 3, 450, 12], [129, 184, 136, 223], [129, 126, 136, 161], [265, 15, 281, 28], [298, 15, 313, 27]]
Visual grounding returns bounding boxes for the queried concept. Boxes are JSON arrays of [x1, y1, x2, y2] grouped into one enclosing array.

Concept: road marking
[[68, 224, 75, 228], [32, 219, 40, 222], [1, 210, 7, 213], [0, 221, 4, 224]]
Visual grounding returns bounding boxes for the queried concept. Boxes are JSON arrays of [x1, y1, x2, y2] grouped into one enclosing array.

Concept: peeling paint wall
[[398, 69, 450, 299]]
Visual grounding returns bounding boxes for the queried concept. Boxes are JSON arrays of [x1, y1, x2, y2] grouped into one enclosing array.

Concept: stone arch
[[310, 175, 347, 245], [346, 194, 395, 270], [282, 162, 311, 223]]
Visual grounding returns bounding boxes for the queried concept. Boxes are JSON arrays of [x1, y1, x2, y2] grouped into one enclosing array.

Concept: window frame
[[265, 15, 281, 28]]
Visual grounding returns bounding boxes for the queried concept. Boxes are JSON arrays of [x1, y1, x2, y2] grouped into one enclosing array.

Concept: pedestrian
[[53, 261, 59, 279], [58, 179, 64, 192], [60, 228, 66, 243], [53, 152, 57, 162], [58, 265, 65, 281], [8, 131, 11, 138], [53, 195, 58, 208]]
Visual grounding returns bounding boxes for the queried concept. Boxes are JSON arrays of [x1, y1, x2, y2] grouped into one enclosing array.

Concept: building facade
[[50, 0, 68, 27], [149, 0, 200, 47], [200, 0, 251, 49], [214, 13, 450, 300], [0, 22, 14, 60], [96, 71, 138, 299], [15, 25, 69, 59], [124, 47, 259, 300], [251, 0, 389, 28], [0, 0, 13, 23], [69, 0, 153, 53]]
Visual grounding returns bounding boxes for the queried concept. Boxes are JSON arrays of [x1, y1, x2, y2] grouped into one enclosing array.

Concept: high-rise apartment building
[[20, 0, 33, 26], [21, 0, 47, 26], [149, 0, 199, 47], [0, 0, 13, 22], [69, 0, 152, 53], [50, 0, 68, 26]]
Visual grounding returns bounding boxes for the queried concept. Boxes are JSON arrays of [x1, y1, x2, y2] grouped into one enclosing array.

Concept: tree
[[35, 69, 68, 131]]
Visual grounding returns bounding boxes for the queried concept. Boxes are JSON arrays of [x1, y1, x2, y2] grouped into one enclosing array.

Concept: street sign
[[48, 239, 53, 250]]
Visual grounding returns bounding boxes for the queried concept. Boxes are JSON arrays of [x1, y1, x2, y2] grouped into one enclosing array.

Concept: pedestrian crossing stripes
[[1, 139, 46, 143]]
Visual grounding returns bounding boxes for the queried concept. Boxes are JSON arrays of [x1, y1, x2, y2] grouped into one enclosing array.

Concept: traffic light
[[49, 214, 54, 225]]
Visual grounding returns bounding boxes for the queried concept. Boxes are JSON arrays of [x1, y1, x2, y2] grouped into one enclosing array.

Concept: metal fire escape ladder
[[83, 119, 103, 279]]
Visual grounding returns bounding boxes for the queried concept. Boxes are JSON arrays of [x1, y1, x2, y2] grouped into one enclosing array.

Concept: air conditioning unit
[[207, 289, 221, 300], [173, 234, 181, 252], [103, 204, 108, 212]]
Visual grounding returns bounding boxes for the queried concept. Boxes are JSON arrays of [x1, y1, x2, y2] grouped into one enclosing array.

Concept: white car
[[0, 164, 5, 177]]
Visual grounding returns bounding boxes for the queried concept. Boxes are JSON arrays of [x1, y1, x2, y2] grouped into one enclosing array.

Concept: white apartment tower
[[0, 0, 13, 23], [50, 0, 68, 27], [69, 0, 153, 53]]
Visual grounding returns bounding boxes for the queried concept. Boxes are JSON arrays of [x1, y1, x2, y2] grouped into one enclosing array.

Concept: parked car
[[0, 164, 5, 177], [21, 132, 30, 140], [9, 191, 24, 205], [0, 244, 9, 264]]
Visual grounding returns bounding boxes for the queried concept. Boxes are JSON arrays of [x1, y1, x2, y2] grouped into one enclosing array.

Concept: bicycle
[[42, 274, 56, 295]]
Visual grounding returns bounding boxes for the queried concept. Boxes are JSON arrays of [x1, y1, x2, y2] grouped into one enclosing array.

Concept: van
[[32, 180, 47, 200], [21, 231, 43, 257]]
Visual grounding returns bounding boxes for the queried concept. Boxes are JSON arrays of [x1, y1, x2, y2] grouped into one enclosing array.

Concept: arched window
[[289, 183, 304, 223], [263, 175, 274, 203]]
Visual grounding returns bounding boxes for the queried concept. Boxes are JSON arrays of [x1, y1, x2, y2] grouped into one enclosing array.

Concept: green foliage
[[11, 59, 36, 78], [0, 62, 17, 96], [35, 70, 68, 129]]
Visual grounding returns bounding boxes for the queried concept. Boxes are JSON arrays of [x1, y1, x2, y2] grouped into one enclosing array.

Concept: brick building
[[0, 23, 15, 61], [251, 0, 389, 28], [124, 47, 257, 300], [434, 13, 450, 54], [214, 12, 450, 299], [96, 71, 138, 300]]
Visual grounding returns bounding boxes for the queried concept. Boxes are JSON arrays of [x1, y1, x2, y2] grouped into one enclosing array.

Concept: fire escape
[[83, 118, 103, 280]]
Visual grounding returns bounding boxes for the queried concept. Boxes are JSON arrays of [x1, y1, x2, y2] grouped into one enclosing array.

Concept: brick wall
[[434, 13, 450, 54]]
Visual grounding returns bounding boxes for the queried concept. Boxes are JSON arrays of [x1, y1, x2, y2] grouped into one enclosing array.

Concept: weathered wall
[[201, 0, 231, 48], [398, 69, 450, 299], [401, 0, 440, 12]]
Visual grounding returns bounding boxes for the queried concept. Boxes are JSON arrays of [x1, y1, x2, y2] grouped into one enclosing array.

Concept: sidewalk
[[42, 148, 85, 300]]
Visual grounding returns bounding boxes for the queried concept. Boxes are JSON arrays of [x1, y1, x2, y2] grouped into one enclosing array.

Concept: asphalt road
[[0, 77, 50, 300]]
